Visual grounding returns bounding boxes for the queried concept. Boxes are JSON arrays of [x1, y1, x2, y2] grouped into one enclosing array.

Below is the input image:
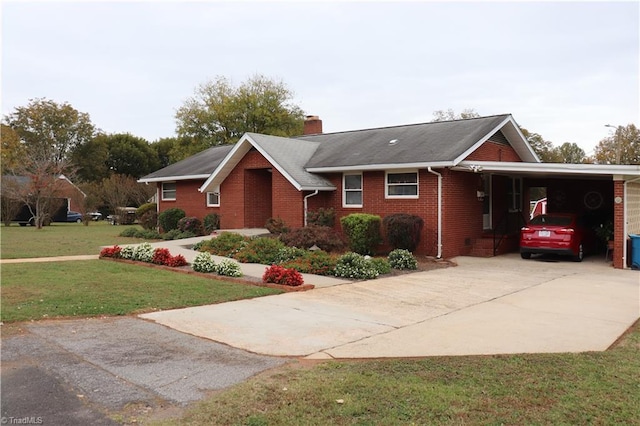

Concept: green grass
[[1, 260, 281, 322], [159, 321, 640, 425], [0, 221, 158, 258]]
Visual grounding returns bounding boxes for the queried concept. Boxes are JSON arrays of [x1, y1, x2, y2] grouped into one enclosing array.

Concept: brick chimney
[[303, 115, 323, 135]]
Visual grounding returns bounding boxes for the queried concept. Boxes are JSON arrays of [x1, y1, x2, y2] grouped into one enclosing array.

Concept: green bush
[[273, 246, 308, 264], [198, 232, 249, 257], [334, 252, 379, 280], [136, 203, 158, 230], [158, 208, 185, 232], [383, 213, 424, 252], [265, 217, 289, 234], [280, 225, 346, 252], [388, 249, 418, 270], [119, 227, 139, 237], [340, 213, 382, 255], [161, 229, 196, 240], [234, 237, 286, 264], [307, 207, 336, 227], [281, 250, 338, 275], [192, 252, 217, 273], [369, 257, 391, 275], [203, 213, 221, 234], [177, 216, 204, 236], [119, 227, 161, 240]]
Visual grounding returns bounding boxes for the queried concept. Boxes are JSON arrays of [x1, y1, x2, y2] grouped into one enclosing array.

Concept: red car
[[520, 213, 593, 262]]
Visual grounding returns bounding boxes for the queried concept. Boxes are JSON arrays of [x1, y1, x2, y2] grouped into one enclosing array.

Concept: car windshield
[[529, 215, 573, 226]]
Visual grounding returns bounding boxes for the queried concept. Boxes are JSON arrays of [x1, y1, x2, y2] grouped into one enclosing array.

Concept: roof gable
[[199, 133, 335, 193]]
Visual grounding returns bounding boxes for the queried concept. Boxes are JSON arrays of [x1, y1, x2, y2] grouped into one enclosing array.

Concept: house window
[[386, 171, 418, 198], [343, 173, 362, 207], [206, 186, 220, 207], [162, 182, 176, 200], [507, 177, 522, 212]]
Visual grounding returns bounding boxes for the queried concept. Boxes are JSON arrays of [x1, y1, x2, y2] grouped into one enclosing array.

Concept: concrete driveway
[[141, 254, 640, 358]]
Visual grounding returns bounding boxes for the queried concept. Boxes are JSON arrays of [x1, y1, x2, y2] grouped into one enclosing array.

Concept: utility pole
[[605, 124, 622, 164]]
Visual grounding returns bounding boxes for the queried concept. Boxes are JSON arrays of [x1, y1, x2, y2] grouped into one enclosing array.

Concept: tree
[[519, 128, 558, 162], [151, 136, 200, 165], [98, 174, 155, 217], [431, 108, 480, 122], [3, 98, 96, 166], [175, 75, 305, 148], [555, 142, 586, 164], [102, 133, 159, 178], [0, 124, 24, 171], [71, 135, 110, 182], [594, 124, 640, 165]]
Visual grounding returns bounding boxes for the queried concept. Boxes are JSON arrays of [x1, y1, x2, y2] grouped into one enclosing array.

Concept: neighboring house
[[1, 174, 86, 224], [139, 114, 640, 269]]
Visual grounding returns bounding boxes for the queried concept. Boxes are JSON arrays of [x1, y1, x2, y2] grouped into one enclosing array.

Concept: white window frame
[[343, 173, 363, 208], [206, 186, 220, 207], [385, 170, 419, 199], [161, 182, 176, 201]]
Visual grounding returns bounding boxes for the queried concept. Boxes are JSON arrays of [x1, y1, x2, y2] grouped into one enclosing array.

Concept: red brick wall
[[157, 180, 221, 220], [465, 141, 522, 162]]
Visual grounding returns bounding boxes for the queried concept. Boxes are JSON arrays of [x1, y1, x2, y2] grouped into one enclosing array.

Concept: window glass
[[207, 192, 219, 206], [162, 182, 176, 200], [386, 172, 418, 197], [343, 174, 362, 207]]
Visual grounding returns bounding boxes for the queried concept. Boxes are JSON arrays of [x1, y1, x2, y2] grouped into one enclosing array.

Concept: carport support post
[[614, 179, 625, 269]]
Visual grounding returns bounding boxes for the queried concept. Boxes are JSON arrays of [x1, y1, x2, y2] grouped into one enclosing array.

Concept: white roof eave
[[138, 174, 211, 183]]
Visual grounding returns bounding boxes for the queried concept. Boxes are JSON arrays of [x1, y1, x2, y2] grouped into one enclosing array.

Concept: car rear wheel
[[521, 252, 531, 259], [76, 218, 82, 223], [573, 243, 584, 262]]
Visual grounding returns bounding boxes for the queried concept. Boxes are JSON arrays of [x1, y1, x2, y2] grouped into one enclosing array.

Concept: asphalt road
[[1, 317, 286, 424]]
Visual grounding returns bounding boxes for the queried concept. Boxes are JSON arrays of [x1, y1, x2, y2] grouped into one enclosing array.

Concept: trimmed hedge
[[203, 213, 220, 234], [136, 203, 158, 230], [340, 213, 382, 255], [383, 213, 424, 252], [158, 208, 185, 232], [280, 225, 345, 252]]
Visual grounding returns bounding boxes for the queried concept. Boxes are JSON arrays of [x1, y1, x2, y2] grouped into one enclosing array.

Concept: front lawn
[[0, 260, 281, 322], [0, 222, 157, 259], [160, 321, 640, 425]]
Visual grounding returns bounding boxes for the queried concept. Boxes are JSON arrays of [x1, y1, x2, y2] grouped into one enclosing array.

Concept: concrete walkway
[[141, 254, 640, 359]]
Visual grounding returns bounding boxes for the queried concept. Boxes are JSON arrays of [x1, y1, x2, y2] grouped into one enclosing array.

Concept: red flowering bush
[[152, 248, 172, 265], [100, 245, 121, 258], [166, 254, 187, 267], [262, 265, 304, 287]]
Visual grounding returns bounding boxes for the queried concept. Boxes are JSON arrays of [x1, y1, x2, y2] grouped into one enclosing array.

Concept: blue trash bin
[[630, 234, 640, 269]]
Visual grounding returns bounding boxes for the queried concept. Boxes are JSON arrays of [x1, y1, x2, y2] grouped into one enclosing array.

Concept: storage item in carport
[[629, 234, 640, 269]]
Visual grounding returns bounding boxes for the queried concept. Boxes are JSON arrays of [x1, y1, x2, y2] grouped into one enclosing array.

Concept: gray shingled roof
[[139, 144, 233, 181], [300, 114, 511, 169]]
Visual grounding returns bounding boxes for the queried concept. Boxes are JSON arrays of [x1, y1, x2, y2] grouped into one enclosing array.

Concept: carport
[[454, 161, 640, 269]]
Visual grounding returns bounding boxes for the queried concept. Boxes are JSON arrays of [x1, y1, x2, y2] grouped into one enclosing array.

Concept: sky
[[2, 1, 638, 156]]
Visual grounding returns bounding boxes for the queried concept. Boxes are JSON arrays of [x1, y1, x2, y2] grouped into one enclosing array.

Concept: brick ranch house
[[139, 114, 640, 269]]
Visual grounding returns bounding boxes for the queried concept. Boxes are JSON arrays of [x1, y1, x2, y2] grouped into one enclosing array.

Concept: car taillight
[[556, 228, 575, 234], [521, 227, 534, 233]]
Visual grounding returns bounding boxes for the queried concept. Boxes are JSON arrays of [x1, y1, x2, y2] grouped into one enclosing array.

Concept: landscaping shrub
[[119, 227, 161, 240], [280, 225, 346, 252], [262, 265, 304, 287], [161, 229, 196, 240], [234, 237, 285, 264], [388, 248, 418, 270], [340, 213, 382, 255], [177, 216, 204, 236], [192, 252, 217, 273], [132, 242, 155, 262], [265, 217, 289, 234], [137, 203, 158, 230], [119, 245, 135, 260], [383, 213, 424, 252], [166, 254, 187, 267], [198, 232, 249, 257], [203, 213, 221, 234], [280, 250, 338, 275], [273, 246, 308, 264], [152, 248, 172, 265], [158, 208, 185, 232], [216, 259, 243, 277], [369, 257, 392, 275], [334, 252, 379, 280], [306, 207, 336, 227], [99, 245, 121, 258]]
